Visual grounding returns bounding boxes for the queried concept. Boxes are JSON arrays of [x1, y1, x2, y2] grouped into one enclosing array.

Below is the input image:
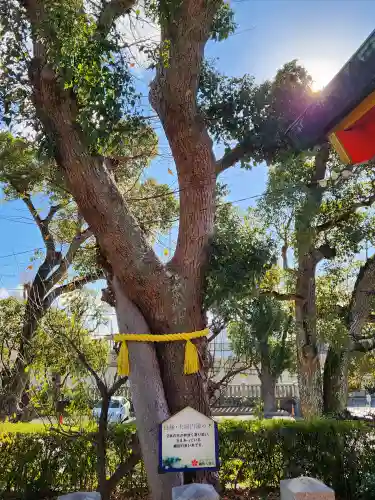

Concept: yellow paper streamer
[[184, 340, 199, 374], [118, 341, 130, 376], [114, 329, 208, 377]]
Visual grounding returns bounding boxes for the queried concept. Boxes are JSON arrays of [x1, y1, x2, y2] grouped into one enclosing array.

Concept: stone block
[[58, 493, 101, 500], [172, 483, 220, 500], [280, 477, 334, 500]]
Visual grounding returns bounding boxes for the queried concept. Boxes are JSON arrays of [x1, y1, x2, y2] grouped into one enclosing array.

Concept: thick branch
[[43, 272, 101, 309], [47, 228, 93, 288], [207, 318, 225, 343], [45, 203, 63, 224], [351, 339, 375, 353], [280, 214, 293, 270], [348, 254, 375, 342], [23, 195, 43, 226], [311, 143, 330, 184], [22, 195, 59, 254], [316, 194, 375, 233], [23, 0, 168, 322], [260, 290, 304, 302], [311, 243, 336, 263], [216, 142, 254, 175], [150, 1, 220, 281], [97, 0, 136, 37], [108, 376, 128, 397], [106, 442, 141, 493]]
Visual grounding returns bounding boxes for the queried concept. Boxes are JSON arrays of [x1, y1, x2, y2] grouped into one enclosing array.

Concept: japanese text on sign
[[160, 407, 218, 471]]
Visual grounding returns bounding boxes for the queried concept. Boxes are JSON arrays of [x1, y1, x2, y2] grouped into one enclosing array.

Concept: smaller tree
[[348, 351, 375, 393], [205, 203, 276, 329], [228, 296, 294, 413], [40, 294, 139, 500], [204, 201, 279, 405], [0, 290, 140, 500]]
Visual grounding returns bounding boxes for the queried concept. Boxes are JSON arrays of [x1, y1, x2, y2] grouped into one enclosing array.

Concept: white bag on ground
[[172, 484, 219, 500], [58, 493, 101, 500]]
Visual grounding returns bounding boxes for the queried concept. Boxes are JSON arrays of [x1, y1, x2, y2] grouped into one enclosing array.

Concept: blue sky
[[0, 0, 374, 297]]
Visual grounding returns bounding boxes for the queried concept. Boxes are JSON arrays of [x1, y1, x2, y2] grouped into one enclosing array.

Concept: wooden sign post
[[159, 406, 219, 473]]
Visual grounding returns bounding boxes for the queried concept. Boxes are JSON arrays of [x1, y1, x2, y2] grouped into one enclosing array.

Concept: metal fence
[[225, 383, 297, 399], [214, 383, 298, 408]]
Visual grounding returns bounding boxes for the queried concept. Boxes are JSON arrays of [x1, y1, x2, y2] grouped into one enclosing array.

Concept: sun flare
[[302, 59, 340, 92]]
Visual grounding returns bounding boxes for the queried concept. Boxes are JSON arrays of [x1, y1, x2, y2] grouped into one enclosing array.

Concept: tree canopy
[[2, 0, 375, 495]]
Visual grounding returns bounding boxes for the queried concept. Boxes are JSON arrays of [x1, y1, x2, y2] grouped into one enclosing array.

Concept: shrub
[[1, 419, 375, 499], [219, 418, 375, 499], [0, 422, 145, 500]]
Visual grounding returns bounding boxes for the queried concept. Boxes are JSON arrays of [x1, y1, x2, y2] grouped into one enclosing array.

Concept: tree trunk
[[0, 254, 60, 419], [0, 359, 30, 419], [114, 279, 182, 500], [97, 394, 110, 500], [23, 0, 218, 494], [323, 345, 349, 415], [260, 369, 276, 413], [293, 146, 329, 418], [0, 304, 43, 419], [295, 254, 322, 418], [51, 372, 61, 406]]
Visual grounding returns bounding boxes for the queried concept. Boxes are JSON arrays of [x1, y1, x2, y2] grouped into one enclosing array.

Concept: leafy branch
[[316, 194, 375, 233]]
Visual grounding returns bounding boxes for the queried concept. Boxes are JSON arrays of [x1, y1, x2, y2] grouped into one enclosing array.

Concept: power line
[[0, 248, 44, 260], [0, 168, 367, 269]]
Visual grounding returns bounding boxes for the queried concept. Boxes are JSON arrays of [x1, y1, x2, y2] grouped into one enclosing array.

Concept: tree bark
[[148, 0, 217, 423], [323, 256, 375, 414], [0, 361, 30, 419], [97, 394, 110, 500], [295, 254, 322, 418], [294, 146, 330, 418], [323, 345, 349, 415], [260, 369, 276, 413], [114, 279, 182, 500]]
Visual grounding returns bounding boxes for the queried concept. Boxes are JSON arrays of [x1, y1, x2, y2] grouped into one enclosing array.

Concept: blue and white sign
[[159, 406, 219, 472]]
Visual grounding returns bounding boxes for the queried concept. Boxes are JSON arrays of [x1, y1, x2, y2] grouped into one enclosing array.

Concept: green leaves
[[210, 2, 237, 42], [316, 264, 353, 346], [0, 133, 45, 198], [205, 203, 276, 312], [260, 146, 375, 263], [0, 292, 110, 421], [126, 178, 179, 236], [198, 60, 315, 167], [0, 0, 143, 156], [228, 296, 294, 378]]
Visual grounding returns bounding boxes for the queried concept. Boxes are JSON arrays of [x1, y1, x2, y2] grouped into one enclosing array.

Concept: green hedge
[[1, 419, 375, 500], [0, 423, 147, 500], [219, 419, 375, 500]]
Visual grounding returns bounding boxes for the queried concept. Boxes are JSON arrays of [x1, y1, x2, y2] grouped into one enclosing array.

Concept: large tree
[[0, 1, 320, 497], [204, 202, 294, 412], [326, 255, 375, 414], [0, 131, 176, 418]]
